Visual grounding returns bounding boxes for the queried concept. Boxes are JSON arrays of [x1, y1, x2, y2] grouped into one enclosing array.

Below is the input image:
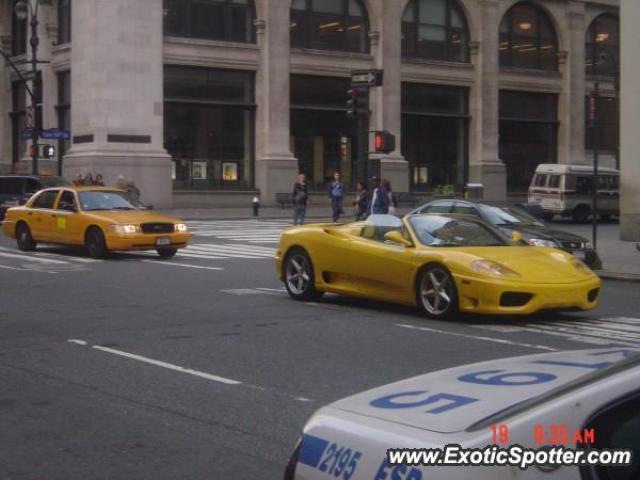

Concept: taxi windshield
[[409, 215, 508, 247], [79, 191, 136, 211]]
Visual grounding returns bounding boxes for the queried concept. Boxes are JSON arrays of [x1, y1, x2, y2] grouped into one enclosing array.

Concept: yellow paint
[[57, 216, 67, 230]]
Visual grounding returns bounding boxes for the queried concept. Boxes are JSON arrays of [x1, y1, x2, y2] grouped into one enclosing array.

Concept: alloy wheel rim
[[420, 268, 452, 315], [286, 254, 311, 295]]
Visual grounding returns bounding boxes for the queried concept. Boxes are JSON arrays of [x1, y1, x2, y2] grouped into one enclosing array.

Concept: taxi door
[[50, 190, 83, 245], [28, 190, 62, 242]]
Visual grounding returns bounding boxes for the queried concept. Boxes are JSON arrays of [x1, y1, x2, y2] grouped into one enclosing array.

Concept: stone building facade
[[0, 0, 621, 208]]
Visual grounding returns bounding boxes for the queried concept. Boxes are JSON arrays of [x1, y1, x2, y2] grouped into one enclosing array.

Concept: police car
[[284, 348, 640, 479]]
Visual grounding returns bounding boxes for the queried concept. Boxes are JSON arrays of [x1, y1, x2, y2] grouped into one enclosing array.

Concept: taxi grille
[[500, 292, 533, 307], [141, 222, 174, 234]]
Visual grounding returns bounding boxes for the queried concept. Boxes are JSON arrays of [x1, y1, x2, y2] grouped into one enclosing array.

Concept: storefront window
[[163, 0, 256, 43], [499, 91, 558, 192], [401, 0, 469, 62], [164, 66, 255, 190], [401, 83, 468, 192], [585, 95, 618, 152], [291, 0, 370, 54], [499, 2, 558, 71], [58, 0, 71, 44], [291, 75, 358, 190], [586, 14, 619, 77]]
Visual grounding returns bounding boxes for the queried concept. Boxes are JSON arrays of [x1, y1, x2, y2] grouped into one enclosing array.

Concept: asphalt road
[[1, 219, 639, 480]]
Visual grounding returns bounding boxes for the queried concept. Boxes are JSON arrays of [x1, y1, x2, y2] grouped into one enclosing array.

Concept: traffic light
[[346, 86, 369, 119], [373, 130, 396, 154], [42, 144, 56, 159]]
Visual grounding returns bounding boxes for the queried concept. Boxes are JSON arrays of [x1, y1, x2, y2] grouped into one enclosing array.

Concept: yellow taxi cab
[[1, 186, 189, 258]]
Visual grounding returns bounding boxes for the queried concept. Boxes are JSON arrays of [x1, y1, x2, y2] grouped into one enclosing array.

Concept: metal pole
[[592, 82, 599, 251], [29, 8, 39, 175]]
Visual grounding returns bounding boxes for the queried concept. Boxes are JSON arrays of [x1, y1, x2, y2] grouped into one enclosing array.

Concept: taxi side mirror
[[384, 230, 413, 247], [511, 230, 523, 242]]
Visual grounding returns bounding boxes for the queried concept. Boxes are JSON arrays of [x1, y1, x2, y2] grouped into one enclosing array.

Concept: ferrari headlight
[[471, 260, 521, 278], [528, 238, 559, 248], [175, 223, 188, 232], [109, 224, 140, 234]]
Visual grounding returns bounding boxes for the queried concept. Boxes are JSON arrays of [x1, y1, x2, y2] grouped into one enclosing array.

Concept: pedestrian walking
[[292, 173, 308, 226], [126, 180, 141, 202], [382, 179, 398, 215], [353, 180, 368, 220], [84, 173, 95, 185], [115, 175, 128, 190], [95, 174, 105, 186], [369, 177, 390, 215], [72, 173, 84, 186], [328, 171, 344, 222]]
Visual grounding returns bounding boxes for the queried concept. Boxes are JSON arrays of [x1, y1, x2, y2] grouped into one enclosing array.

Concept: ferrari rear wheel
[[284, 248, 322, 301], [16, 223, 36, 251], [417, 265, 458, 320]]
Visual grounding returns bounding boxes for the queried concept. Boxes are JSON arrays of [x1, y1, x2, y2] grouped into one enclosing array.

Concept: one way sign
[[351, 69, 383, 87]]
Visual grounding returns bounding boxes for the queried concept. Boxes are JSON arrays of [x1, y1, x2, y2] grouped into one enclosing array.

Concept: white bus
[[528, 163, 619, 222]]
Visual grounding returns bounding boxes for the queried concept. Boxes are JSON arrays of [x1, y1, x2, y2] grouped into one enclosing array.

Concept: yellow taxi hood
[[327, 349, 639, 434], [80, 209, 183, 225]]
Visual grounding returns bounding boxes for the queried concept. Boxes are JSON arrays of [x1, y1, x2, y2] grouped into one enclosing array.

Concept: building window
[[56, 72, 71, 174], [499, 91, 558, 192], [401, 0, 469, 63], [290, 0, 370, 54], [10, 82, 27, 166], [163, 0, 256, 44], [585, 95, 618, 152], [12, 12, 27, 56], [58, 0, 71, 45], [499, 2, 558, 71], [401, 83, 469, 192], [164, 66, 255, 190], [586, 14, 619, 77]]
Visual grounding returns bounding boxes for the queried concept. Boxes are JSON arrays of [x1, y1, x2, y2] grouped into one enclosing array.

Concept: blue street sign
[[21, 128, 71, 140], [20, 129, 35, 140]]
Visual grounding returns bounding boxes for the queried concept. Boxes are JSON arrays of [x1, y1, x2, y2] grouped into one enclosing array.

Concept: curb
[[597, 272, 640, 283]]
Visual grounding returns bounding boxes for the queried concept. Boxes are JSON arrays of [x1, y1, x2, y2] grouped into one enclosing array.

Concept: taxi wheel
[[16, 223, 36, 251], [85, 227, 108, 259], [284, 248, 323, 301], [157, 248, 178, 258], [416, 264, 458, 320]]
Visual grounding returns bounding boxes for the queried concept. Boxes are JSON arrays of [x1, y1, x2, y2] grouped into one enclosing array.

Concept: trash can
[[464, 183, 483, 200]]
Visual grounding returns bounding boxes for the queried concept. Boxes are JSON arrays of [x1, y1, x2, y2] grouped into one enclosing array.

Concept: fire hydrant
[[252, 196, 260, 217]]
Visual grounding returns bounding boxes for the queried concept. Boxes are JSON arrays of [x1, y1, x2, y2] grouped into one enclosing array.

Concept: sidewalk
[[161, 207, 640, 282]]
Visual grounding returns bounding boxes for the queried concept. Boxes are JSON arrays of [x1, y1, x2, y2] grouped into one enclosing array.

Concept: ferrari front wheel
[[417, 264, 458, 320], [284, 248, 322, 301]]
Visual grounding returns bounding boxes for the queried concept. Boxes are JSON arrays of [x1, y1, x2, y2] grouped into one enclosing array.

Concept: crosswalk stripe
[[178, 252, 259, 260], [524, 322, 640, 341], [0, 251, 68, 264], [185, 246, 274, 257], [187, 243, 275, 253]]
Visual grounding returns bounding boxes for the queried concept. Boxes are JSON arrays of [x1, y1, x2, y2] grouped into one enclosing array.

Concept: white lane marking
[[255, 287, 286, 293], [67, 339, 88, 346], [91, 345, 242, 385], [34, 252, 102, 263], [397, 324, 558, 351], [0, 250, 68, 264], [141, 260, 224, 271], [188, 243, 276, 253], [221, 288, 281, 296], [182, 247, 272, 258], [0, 264, 23, 271]]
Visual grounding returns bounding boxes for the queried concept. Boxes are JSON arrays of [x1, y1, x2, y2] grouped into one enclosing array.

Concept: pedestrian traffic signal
[[372, 130, 396, 154], [346, 86, 369, 120], [42, 144, 56, 159]]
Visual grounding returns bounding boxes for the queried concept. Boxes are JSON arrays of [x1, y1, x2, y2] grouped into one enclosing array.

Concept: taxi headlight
[[471, 260, 521, 278], [528, 238, 559, 248], [109, 224, 140, 234], [175, 223, 188, 232]]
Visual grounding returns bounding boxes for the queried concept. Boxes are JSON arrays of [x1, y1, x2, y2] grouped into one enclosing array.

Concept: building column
[[468, 0, 505, 201], [254, 0, 298, 205], [557, 1, 586, 166], [620, 0, 640, 241], [0, 31, 11, 171], [372, 0, 408, 191], [63, 0, 171, 207]]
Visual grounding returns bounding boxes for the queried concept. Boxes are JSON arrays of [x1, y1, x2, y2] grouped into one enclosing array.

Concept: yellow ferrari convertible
[[275, 214, 601, 319], [2, 186, 189, 258]]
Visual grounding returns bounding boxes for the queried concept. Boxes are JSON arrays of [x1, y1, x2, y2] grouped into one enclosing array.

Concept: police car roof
[[326, 348, 639, 434]]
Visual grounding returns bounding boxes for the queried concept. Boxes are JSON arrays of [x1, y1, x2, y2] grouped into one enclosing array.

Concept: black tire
[[283, 248, 323, 301], [416, 264, 459, 320], [157, 248, 178, 258], [16, 222, 36, 251], [572, 205, 590, 223], [85, 227, 108, 259]]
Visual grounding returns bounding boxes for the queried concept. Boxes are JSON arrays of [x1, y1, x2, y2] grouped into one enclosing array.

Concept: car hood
[[81, 210, 183, 225], [499, 225, 587, 243], [328, 349, 639, 434]]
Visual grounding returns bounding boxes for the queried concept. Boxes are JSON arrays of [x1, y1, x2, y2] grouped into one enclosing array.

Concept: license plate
[[156, 236, 171, 246], [573, 250, 586, 260]]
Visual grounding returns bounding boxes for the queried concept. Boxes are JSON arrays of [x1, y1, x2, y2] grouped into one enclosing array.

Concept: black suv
[[0, 175, 70, 221]]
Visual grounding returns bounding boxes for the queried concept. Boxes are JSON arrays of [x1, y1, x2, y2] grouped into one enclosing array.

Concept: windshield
[[478, 204, 543, 227], [409, 215, 508, 247], [78, 191, 137, 211], [39, 176, 71, 187]]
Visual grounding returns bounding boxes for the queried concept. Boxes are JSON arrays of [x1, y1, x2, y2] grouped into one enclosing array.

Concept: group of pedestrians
[[292, 172, 398, 225], [72, 172, 142, 202], [72, 172, 105, 186]]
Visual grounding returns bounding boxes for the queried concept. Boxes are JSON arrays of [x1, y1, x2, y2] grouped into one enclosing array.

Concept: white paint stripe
[[255, 287, 286, 293], [396, 324, 558, 351], [0, 264, 23, 271], [178, 251, 265, 260], [175, 252, 231, 259], [189, 243, 276, 253], [34, 252, 101, 263], [185, 245, 274, 255], [90, 345, 241, 384], [0, 251, 68, 264], [525, 323, 640, 342], [67, 339, 88, 345], [141, 260, 223, 271], [516, 325, 636, 346]]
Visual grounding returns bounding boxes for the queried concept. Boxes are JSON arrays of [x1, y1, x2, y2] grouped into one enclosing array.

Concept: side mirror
[[384, 230, 413, 247], [511, 230, 523, 243]]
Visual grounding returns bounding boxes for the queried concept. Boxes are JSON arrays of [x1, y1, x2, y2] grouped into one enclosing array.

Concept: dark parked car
[[409, 199, 601, 268], [0, 175, 70, 221]]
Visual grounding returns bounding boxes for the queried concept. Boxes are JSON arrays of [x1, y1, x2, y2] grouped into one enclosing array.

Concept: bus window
[[533, 174, 548, 187], [548, 175, 561, 189], [576, 176, 593, 195]]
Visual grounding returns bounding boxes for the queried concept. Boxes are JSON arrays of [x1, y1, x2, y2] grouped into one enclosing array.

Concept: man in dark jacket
[[292, 173, 308, 225], [368, 177, 390, 215], [328, 171, 344, 222]]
